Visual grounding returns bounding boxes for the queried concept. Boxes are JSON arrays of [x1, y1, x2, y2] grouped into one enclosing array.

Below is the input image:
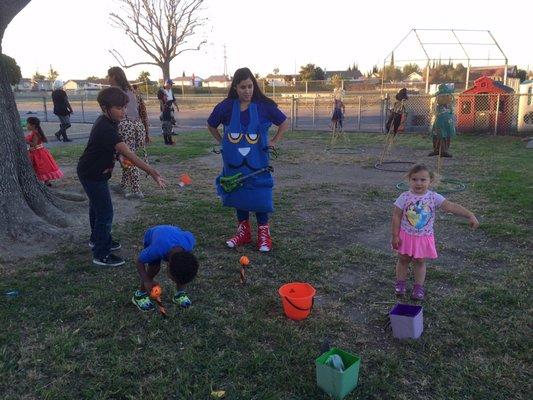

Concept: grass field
[[1, 131, 531, 399]]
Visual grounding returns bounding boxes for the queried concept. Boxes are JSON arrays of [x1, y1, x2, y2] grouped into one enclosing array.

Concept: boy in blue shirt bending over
[[132, 225, 199, 312]]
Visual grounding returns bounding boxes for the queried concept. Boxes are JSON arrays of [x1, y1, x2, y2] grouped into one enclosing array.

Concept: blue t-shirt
[[138, 225, 196, 264], [207, 98, 286, 129]]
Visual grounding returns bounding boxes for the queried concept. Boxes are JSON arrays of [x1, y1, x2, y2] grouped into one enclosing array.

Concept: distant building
[[171, 75, 204, 88], [469, 65, 517, 82], [13, 78, 33, 92], [63, 79, 108, 91], [265, 74, 295, 86], [203, 75, 231, 88], [403, 72, 424, 82]]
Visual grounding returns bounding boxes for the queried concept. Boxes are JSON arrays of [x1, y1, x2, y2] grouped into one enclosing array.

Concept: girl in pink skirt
[[391, 164, 479, 300]]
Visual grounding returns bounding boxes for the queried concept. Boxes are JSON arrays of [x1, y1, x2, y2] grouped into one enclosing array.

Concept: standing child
[[77, 87, 166, 267], [132, 225, 199, 312], [207, 67, 289, 252], [391, 164, 479, 300], [51, 89, 74, 142], [25, 116, 64, 186], [385, 88, 408, 135]]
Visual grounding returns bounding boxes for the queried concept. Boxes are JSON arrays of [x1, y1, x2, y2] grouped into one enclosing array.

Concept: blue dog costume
[[216, 100, 273, 213]]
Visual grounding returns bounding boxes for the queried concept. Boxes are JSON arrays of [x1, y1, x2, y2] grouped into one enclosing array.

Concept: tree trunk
[[161, 60, 170, 82], [0, 0, 72, 248]]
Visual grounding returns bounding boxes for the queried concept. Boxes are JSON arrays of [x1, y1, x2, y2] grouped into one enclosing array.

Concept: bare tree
[[0, 0, 78, 253], [109, 0, 206, 81]]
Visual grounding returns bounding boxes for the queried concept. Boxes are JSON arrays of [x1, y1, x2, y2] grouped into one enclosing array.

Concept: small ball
[[239, 255, 250, 266]]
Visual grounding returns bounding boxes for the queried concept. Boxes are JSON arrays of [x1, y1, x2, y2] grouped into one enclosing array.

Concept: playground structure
[[381, 29, 510, 95]]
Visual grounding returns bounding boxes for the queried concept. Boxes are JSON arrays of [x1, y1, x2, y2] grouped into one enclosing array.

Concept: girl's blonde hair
[[405, 164, 441, 185]]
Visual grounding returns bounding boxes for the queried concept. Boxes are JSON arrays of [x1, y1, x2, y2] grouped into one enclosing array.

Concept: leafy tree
[[273, 67, 279, 75], [0, 54, 21, 85], [402, 63, 421, 76], [283, 75, 293, 85], [137, 71, 150, 82], [32, 71, 45, 81], [86, 76, 102, 82], [47, 65, 58, 82], [299, 63, 325, 81]]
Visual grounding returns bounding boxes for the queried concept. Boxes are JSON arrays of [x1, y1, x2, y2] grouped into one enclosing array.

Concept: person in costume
[[25, 117, 64, 186], [385, 88, 408, 134], [331, 98, 345, 130], [207, 67, 289, 252], [429, 84, 456, 157]]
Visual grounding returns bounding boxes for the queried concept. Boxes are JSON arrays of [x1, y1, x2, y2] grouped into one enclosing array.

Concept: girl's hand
[[391, 235, 401, 250], [469, 215, 480, 229]]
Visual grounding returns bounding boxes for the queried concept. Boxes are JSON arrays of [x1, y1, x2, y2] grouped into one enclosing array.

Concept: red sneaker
[[257, 224, 272, 252], [226, 220, 252, 248]]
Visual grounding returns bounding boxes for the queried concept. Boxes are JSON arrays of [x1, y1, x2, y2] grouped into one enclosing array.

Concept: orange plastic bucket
[[278, 282, 316, 320]]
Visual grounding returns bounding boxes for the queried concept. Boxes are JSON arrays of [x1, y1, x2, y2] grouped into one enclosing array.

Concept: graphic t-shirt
[[394, 190, 445, 236], [138, 225, 196, 264]]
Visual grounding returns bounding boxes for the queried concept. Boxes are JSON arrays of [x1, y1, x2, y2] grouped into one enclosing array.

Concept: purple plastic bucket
[[389, 303, 423, 339]]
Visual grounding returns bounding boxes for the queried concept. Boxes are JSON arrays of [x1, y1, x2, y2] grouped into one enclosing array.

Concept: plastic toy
[[219, 166, 273, 193], [239, 255, 250, 266]]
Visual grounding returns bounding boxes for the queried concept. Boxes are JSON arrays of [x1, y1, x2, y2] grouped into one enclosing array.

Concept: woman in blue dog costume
[[207, 68, 288, 252]]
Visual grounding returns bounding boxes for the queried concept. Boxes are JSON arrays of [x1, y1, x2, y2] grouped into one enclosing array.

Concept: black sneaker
[[89, 240, 121, 251], [55, 132, 62, 141], [93, 253, 125, 267]]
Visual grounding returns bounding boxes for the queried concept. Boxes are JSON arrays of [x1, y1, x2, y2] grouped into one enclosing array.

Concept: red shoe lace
[[228, 221, 250, 246]]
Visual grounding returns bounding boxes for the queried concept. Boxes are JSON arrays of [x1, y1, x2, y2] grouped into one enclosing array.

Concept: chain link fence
[[14, 92, 533, 134]]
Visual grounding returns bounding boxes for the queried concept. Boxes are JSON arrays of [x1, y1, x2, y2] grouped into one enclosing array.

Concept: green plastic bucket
[[315, 348, 360, 400]]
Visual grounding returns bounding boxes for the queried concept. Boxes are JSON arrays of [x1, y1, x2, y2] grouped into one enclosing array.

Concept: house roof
[[204, 75, 231, 82], [171, 76, 204, 82], [462, 76, 514, 94]]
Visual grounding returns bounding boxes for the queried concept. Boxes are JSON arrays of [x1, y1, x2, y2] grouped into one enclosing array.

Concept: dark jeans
[[57, 115, 71, 140], [237, 209, 269, 225], [80, 178, 114, 258]]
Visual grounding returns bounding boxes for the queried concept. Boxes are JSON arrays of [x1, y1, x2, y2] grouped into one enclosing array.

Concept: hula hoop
[[396, 178, 466, 194], [374, 161, 415, 172]]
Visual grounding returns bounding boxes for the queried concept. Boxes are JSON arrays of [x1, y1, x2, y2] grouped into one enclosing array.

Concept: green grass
[[1, 132, 532, 399]]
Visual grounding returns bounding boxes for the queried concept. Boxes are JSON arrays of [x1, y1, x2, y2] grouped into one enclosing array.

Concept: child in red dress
[[25, 117, 63, 186]]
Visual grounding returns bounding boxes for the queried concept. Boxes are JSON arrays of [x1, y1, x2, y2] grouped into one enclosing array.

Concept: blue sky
[[3, 0, 531, 81]]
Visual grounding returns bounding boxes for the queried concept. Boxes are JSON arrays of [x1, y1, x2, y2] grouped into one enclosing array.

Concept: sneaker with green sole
[[173, 291, 191, 308], [132, 290, 155, 312]]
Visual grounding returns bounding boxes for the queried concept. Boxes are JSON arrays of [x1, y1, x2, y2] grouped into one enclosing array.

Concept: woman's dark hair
[[107, 66, 131, 91], [97, 86, 129, 110], [26, 117, 47, 143], [168, 252, 199, 285], [227, 67, 277, 106]]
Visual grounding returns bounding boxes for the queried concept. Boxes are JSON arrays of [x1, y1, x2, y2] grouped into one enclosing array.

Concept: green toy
[[219, 166, 273, 193]]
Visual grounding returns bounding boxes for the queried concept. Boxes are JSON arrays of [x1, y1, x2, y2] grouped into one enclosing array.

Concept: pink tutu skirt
[[397, 229, 438, 259]]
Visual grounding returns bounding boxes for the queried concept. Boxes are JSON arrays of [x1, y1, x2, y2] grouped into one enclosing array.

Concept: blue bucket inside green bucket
[[315, 348, 361, 400]]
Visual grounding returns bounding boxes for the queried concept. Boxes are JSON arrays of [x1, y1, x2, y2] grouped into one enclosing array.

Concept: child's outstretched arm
[[391, 206, 403, 249], [441, 200, 480, 229], [115, 142, 166, 188]]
